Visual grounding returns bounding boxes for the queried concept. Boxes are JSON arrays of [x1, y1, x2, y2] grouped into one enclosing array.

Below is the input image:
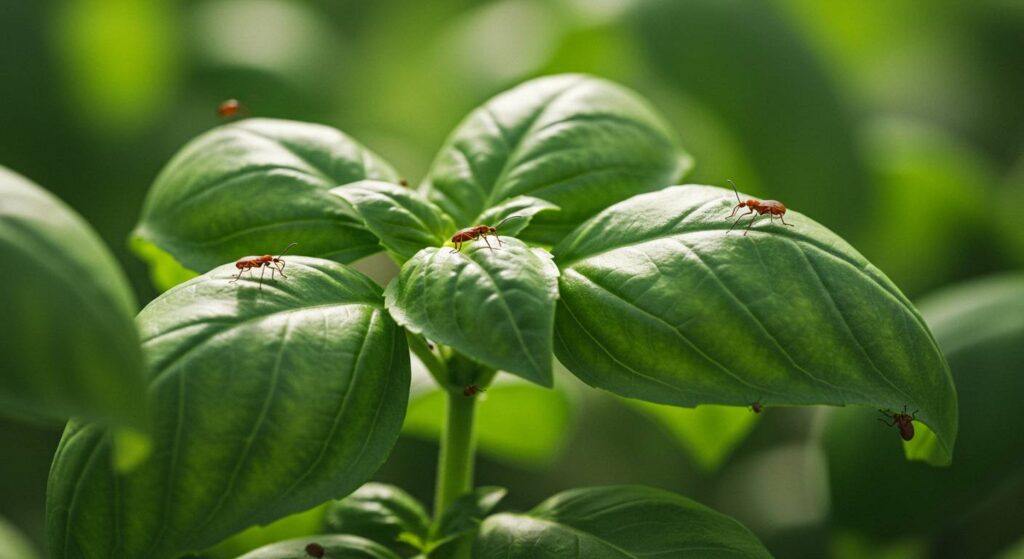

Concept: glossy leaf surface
[[324, 483, 429, 551], [331, 181, 454, 264], [47, 258, 409, 559], [0, 167, 147, 428], [386, 239, 559, 386], [237, 535, 401, 559], [132, 118, 398, 273], [474, 486, 771, 558], [553, 185, 957, 463], [420, 74, 691, 244]]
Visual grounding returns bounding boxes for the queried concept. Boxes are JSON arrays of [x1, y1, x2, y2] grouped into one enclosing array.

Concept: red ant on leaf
[[449, 215, 523, 253], [217, 99, 246, 119], [726, 180, 795, 236], [230, 243, 297, 290], [878, 406, 918, 441], [463, 384, 486, 397]]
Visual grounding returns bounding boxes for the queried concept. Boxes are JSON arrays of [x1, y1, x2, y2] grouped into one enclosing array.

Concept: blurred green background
[[2, 0, 1022, 557]]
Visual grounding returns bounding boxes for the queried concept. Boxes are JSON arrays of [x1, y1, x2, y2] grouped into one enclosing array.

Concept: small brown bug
[[449, 215, 523, 253], [399, 178, 409, 187], [217, 98, 245, 119], [305, 542, 325, 558], [877, 406, 918, 441], [749, 400, 763, 414], [725, 180, 795, 236], [463, 384, 486, 397], [229, 242, 297, 290]]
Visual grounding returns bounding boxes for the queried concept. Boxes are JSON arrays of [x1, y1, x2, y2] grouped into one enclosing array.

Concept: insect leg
[[876, 417, 897, 427], [274, 260, 287, 278], [742, 214, 759, 236], [779, 214, 795, 227], [482, 235, 494, 252], [727, 210, 754, 233], [258, 264, 268, 290]]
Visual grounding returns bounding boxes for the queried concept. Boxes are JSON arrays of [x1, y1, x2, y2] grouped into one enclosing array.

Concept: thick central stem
[[434, 389, 477, 519]]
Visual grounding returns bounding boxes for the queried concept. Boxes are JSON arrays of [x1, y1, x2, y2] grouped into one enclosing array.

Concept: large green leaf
[[473, 486, 771, 558], [825, 274, 1024, 556], [47, 258, 409, 559], [385, 239, 559, 386], [330, 180, 455, 264], [0, 167, 147, 429], [420, 74, 691, 244], [324, 483, 429, 553], [237, 535, 401, 559], [553, 185, 957, 464], [132, 118, 398, 274]]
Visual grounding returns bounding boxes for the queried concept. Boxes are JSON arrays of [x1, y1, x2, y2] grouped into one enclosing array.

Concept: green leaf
[[0, 167, 148, 429], [324, 483, 429, 552], [386, 240, 559, 386], [433, 487, 506, 546], [420, 74, 691, 245], [46, 257, 410, 559], [330, 180, 455, 263], [403, 369, 573, 467], [236, 535, 401, 559], [203, 504, 329, 559], [825, 274, 1024, 553], [473, 486, 771, 558], [553, 185, 957, 464], [0, 517, 40, 559], [624, 401, 759, 472], [475, 196, 560, 238], [132, 118, 399, 274], [129, 236, 199, 292]]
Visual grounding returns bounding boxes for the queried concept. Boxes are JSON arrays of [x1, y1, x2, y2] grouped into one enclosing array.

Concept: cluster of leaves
[[1, 74, 959, 558]]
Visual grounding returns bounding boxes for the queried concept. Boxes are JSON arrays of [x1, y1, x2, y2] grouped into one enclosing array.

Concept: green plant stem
[[434, 389, 477, 520]]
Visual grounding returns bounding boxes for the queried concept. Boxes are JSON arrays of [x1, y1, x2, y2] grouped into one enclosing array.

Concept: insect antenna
[[277, 242, 298, 258], [726, 179, 742, 204], [494, 215, 524, 231]]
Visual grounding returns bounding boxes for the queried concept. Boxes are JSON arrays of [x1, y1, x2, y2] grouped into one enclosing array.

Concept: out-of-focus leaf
[[624, 401, 759, 472], [404, 371, 573, 467], [331, 180, 454, 263], [47, 258, 409, 559], [324, 483, 429, 553], [420, 74, 691, 244], [0, 167, 148, 429], [634, 0, 870, 236], [203, 504, 328, 559], [825, 274, 1024, 555], [386, 240, 559, 386], [132, 118, 398, 275], [474, 486, 771, 558], [0, 517, 40, 559], [130, 236, 199, 292], [553, 186, 957, 464], [236, 535, 401, 559], [433, 487, 506, 545]]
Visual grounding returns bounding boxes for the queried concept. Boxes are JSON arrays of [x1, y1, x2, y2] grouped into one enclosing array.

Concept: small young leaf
[[473, 486, 771, 558], [330, 181, 455, 263], [132, 118, 399, 274], [421, 74, 691, 244], [553, 185, 957, 464], [474, 196, 560, 237], [385, 240, 559, 386], [0, 167, 148, 429], [433, 487, 506, 546], [47, 258, 410, 559], [324, 483, 430, 551], [236, 535, 401, 559]]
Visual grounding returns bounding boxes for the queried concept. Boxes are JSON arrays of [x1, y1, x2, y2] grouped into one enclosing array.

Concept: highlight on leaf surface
[[47, 257, 410, 559], [132, 118, 399, 275], [552, 184, 957, 464]]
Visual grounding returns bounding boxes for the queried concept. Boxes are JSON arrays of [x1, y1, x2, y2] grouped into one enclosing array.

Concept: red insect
[[304, 542, 325, 558], [463, 384, 486, 397], [726, 180, 795, 236], [229, 242, 297, 290], [749, 400, 763, 414], [217, 98, 245, 118], [877, 406, 918, 441], [449, 215, 523, 253]]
